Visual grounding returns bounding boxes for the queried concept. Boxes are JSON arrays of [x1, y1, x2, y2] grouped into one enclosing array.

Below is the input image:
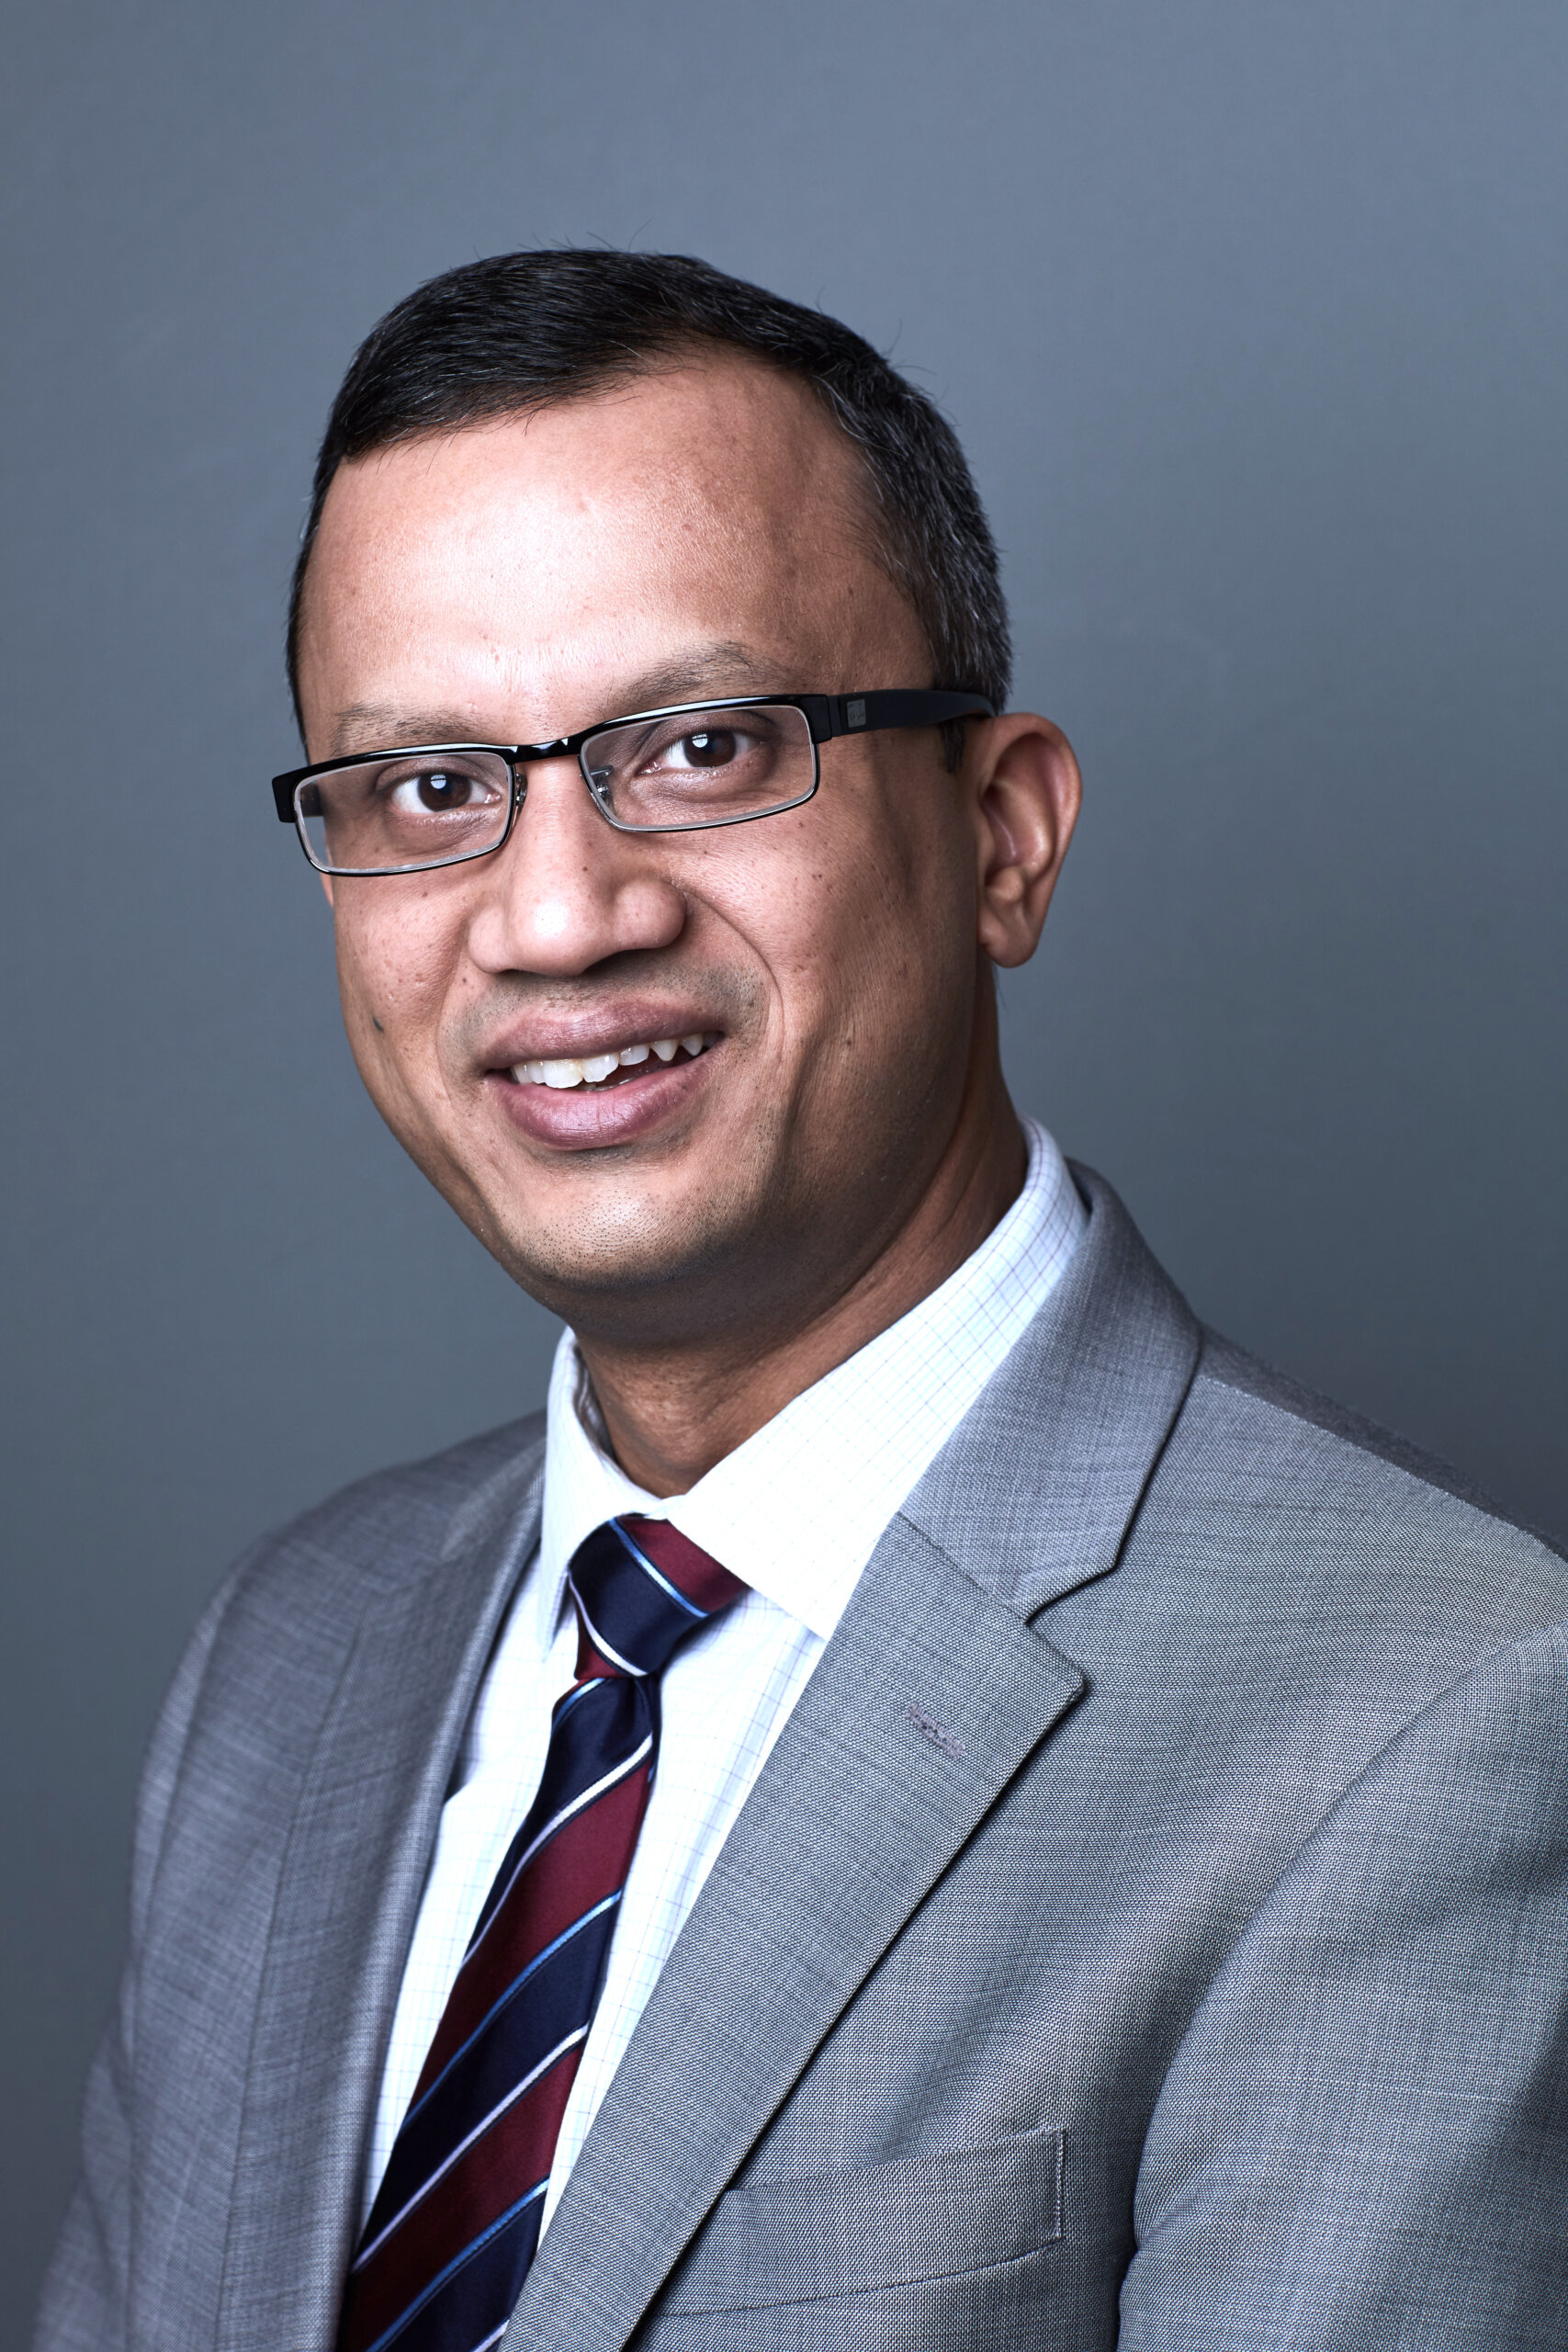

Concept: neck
[[575, 1062, 1028, 1498]]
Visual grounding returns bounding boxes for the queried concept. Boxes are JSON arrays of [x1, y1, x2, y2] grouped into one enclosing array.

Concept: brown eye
[[378, 762, 504, 820], [673, 729, 739, 768], [576, 703, 806, 831], [298, 748, 513, 874], [412, 769, 473, 809]]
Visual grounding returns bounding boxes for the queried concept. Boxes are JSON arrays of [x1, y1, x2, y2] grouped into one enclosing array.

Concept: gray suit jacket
[[37, 1170, 1568, 2350]]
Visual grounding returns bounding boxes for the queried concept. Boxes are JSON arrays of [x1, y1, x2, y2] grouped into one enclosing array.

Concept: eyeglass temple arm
[[807, 690, 995, 741]]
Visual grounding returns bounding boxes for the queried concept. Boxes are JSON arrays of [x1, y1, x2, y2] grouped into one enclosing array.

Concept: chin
[[481, 1182, 784, 1339]]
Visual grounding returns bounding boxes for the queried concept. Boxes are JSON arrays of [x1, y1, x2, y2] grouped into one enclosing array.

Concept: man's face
[[295, 359, 1014, 1350]]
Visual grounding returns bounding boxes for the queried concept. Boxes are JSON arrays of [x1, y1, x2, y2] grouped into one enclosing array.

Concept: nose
[[463, 754, 688, 978]]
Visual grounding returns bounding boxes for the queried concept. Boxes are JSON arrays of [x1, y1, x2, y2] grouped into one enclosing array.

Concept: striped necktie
[[336, 1515, 748, 2352]]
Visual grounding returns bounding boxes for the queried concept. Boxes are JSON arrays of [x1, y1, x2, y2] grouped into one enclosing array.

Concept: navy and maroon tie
[[336, 1515, 747, 2352]]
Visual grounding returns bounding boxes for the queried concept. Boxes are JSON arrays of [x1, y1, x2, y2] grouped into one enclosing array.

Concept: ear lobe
[[319, 872, 335, 910], [972, 715, 1082, 968]]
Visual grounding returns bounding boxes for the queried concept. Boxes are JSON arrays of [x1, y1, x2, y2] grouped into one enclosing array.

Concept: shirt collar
[[537, 1118, 1085, 1649]]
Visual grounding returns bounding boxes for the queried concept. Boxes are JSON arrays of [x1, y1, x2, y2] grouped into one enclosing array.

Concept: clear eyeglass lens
[[580, 704, 815, 829], [297, 750, 514, 873]]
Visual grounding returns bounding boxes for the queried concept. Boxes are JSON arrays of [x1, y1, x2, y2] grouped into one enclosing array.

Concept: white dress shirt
[[367, 1118, 1086, 2231]]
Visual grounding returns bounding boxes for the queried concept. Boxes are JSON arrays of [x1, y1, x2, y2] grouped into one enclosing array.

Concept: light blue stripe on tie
[[611, 1519, 707, 1616], [464, 1737, 651, 1962], [405, 1894, 621, 2128], [549, 1677, 601, 1728], [355, 2030, 585, 2269], [362, 2179, 547, 2352]]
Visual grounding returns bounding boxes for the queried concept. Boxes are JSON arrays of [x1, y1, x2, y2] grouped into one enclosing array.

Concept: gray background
[[4, 0, 1563, 2324]]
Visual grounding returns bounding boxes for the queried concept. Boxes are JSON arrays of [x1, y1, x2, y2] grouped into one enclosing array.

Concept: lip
[[478, 1002, 727, 1071], [487, 1035, 723, 1149]]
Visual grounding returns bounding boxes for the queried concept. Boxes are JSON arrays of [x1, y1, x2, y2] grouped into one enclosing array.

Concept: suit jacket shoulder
[[173, 1408, 550, 1812], [35, 1409, 547, 2352], [224, 1405, 548, 1615], [1198, 1319, 1558, 1536], [1136, 1320, 1568, 1693]]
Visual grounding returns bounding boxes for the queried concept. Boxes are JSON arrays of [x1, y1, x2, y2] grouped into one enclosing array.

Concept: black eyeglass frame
[[271, 688, 995, 876]]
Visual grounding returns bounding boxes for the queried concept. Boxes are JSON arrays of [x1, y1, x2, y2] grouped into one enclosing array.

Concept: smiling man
[[38, 253, 1568, 2352], [297, 348, 1069, 1483]]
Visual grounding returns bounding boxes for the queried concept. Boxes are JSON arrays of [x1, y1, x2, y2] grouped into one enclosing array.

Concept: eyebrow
[[329, 641, 775, 753]]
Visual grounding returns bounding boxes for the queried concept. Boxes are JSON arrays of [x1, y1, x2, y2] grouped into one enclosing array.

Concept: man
[[37, 251, 1568, 2352]]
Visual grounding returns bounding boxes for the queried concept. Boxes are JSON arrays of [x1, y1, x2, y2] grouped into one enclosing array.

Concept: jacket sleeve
[[1121, 1622, 1568, 2351], [32, 1565, 248, 2352]]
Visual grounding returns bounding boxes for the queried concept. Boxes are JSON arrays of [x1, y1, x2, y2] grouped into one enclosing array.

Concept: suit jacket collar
[[903, 1161, 1202, 1618], [503, 1164, 1201, 2352], [215, 1429, 547, 2352]]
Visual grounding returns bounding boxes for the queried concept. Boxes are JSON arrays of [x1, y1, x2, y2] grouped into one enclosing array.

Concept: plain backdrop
[[4, 0, 1564, 2324]]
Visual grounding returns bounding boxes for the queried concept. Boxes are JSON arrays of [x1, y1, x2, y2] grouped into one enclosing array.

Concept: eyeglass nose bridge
[[502, 737, 618, 832]]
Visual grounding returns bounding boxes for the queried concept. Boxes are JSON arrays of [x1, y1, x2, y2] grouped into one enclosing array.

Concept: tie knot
[[567, 1515, 748, 1681]]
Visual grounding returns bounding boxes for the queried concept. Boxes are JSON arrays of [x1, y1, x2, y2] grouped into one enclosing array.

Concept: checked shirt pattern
[[335, 1516, 747, 2352]]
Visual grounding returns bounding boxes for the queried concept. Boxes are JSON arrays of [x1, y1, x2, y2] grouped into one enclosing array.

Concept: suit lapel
[[216, 1438, 545, 2352], [505, 1517, 1084, 2352], [905, 1163, 1202, 1618], [506, 1165, 1201, 2352]]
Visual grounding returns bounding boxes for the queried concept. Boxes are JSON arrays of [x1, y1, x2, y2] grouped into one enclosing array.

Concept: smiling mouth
[[508, 1033, 720, 1090]]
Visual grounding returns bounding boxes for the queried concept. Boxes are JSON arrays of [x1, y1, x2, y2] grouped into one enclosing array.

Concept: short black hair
[[287, 250, 1010, 735]]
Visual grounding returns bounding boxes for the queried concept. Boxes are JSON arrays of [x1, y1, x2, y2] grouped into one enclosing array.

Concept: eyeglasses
[[271, 688, 993, 876]]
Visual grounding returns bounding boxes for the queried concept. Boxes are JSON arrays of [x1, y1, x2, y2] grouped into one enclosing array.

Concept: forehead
[[296, 358, 920, 746]]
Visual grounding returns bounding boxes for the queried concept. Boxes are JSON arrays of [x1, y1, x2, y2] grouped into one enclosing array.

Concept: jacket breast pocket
[[657, 2128, 1065, 2320]]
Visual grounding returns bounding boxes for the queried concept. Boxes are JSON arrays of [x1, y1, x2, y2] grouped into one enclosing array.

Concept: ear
[[968, 713, 1082, 967], [319, 873, 335, 910]]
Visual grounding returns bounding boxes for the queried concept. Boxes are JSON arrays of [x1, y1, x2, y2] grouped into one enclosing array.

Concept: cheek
[[721, 809, 972, 1067], [332, 890, 457, 1055]]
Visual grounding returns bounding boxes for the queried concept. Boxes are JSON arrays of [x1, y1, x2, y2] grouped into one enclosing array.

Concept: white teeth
[[510, 1034, 712, 1089]]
